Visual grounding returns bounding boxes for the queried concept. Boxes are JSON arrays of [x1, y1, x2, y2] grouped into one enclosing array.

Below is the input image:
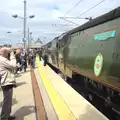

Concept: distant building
[[0, 44, 12, 48], [12, 43, 23, 49], [29, 43, 42, 49]]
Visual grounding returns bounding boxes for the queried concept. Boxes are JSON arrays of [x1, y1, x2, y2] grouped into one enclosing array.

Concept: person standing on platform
[[31, 49, 36, 69], [38, 48, 42, 61], [15, 49, 21, 73], [20, 50, 27, 72], [28, 49, 32, 66], [43, 50, 48, 66], [0, 47, 16, 120]]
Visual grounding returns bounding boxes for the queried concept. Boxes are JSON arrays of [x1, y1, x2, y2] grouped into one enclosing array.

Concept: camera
[[8, 52, 10, 61]]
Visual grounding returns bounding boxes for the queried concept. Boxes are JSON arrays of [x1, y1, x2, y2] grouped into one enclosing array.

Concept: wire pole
[[23, 0, 27, 49], [28, 28, 29, 49], [29, 32, 32, 48]]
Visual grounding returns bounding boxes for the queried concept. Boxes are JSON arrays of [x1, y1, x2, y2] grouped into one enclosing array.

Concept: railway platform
[[0, 57, 109, 120], [0, 68, 36, 120]]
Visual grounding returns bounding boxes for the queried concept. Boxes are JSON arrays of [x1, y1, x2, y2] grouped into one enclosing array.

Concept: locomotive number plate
[[94, 53, 103, 77]]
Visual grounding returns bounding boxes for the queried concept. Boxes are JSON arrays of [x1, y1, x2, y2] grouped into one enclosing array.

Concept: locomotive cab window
[[56, 42, 58, 48], [56, 41, 60, 49], [47, 42, 52, 48]]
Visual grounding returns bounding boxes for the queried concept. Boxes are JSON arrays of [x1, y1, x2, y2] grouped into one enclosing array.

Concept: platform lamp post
[[12, 0, 35, 49], [27, 28, 33, 49], [28, 28, 30, 49], [29, 32, 33, 48]]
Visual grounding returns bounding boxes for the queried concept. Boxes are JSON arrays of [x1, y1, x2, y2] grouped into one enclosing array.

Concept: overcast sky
[[0, 0, 119, 45]]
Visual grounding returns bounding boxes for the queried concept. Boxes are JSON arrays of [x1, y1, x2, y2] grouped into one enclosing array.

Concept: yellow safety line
[[36, 57, 76, 120]]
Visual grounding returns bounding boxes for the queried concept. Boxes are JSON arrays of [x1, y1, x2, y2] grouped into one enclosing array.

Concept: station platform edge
[[35, 57, 108, 120]]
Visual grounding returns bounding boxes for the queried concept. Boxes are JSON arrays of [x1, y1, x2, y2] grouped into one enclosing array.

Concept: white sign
[[94, 53, 103, 77]]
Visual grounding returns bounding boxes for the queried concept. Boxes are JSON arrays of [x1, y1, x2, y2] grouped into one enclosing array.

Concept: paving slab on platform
[[0, 69, 36, 120], [34, 68, 58, 120], [36, 59, 76, 120]]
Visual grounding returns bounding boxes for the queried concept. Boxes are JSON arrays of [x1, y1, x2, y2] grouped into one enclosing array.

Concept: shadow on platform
[[16, 82, 27, 87], [20, 70, 30, 74], [30, 66, 38, 69], [0, 98, 18, 108], [15, 74, 22, 78], [77, 104, 109, 120], [14, 106, 35, 120]]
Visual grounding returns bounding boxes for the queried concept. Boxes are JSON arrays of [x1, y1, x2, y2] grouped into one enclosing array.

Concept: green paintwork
[[47, 16, 120, 90], [64, 18, 120, 85]]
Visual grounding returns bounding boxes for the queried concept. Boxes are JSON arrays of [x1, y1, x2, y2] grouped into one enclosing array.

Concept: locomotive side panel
[[47, 38, 59, 68], [57, 35, 72, 77], [66, 17, 120, 88]]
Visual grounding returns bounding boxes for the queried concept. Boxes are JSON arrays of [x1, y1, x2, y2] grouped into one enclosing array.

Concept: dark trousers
[[39, 55, 42, 61], [43, 55, 48, 66], [30, 58, 35, 69], [15, 66, 21, 73], [0, 86, 13, 120], [21, 62, 26, 72], [44, 59, 47, 66]]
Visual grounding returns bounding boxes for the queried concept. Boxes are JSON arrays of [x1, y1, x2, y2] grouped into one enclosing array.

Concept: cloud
[[31, 2, 60, 10], [0, 0, 120, 46]]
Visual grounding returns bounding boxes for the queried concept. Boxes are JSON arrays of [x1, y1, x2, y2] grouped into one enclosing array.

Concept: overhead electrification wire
[[77, 0, 107, 17], [64, 0, 83, 16], [61, 18, 79, 25]]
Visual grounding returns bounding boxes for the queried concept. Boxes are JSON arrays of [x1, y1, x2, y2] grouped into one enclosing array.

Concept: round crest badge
[[94, 53, 103, 77]]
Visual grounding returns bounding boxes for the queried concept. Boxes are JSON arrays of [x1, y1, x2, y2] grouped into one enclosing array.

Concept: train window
[[59, 45, 60, 49], [56, 42, 58, 48], [56, 42, 60, 50], [47, 42, 52, 48]]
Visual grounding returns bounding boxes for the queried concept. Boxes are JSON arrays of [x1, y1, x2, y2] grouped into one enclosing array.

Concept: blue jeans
[[21, 61, 26, 72], [32, 58, 35, 69]]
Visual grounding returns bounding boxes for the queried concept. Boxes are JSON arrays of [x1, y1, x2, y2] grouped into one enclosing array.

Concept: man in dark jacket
[[20, 50, 27, 72], [43, 50, 48, 66], [38, 49, 42, 61]]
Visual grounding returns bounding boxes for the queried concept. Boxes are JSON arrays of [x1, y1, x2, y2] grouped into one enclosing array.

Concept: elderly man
[[0, 47, 16, 120]]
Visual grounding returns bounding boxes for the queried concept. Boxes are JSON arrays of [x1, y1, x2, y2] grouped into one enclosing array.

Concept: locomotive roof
[[58, 31, 69, 40], [69, 6, 120, 34]]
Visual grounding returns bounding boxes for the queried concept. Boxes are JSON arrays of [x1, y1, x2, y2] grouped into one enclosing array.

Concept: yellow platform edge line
[[36, 57, 76, 120]]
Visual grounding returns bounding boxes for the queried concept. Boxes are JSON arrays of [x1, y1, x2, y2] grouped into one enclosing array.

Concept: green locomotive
[[44, 7, 120, 118]]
